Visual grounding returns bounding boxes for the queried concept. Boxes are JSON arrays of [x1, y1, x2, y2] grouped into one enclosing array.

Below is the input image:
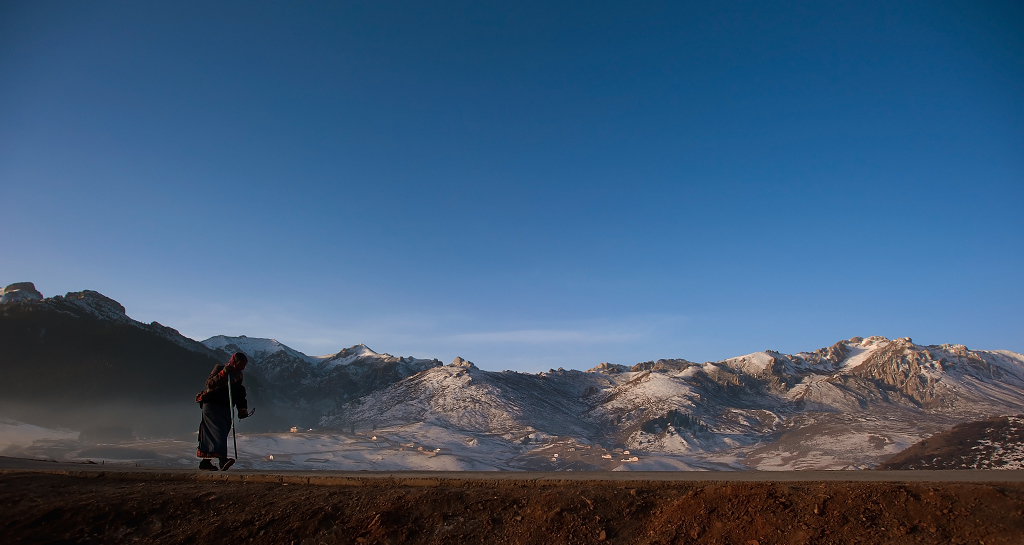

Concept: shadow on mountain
[[0, 289, 224, 437], [878, 414, 1024, 470]]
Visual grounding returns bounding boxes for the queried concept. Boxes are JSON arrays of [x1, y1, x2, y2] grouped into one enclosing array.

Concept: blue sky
[[2, 1, 1021, 371]]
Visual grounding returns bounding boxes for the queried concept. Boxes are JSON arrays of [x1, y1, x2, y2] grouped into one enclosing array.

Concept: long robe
[[196, 364, 247, 459], [197, 403, 232, 458]]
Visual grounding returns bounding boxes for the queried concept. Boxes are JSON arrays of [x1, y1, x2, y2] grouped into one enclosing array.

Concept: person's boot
[[198, 459, 217, 471], [219, 456, 235, 471]]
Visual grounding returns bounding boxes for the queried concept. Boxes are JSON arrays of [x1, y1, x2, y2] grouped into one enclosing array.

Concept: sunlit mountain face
[[3, 284, 1023, 470]]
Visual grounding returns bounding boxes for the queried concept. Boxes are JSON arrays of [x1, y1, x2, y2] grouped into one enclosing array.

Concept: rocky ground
[[880, 414, 1024, 470], [3, 467, 1024, 544]]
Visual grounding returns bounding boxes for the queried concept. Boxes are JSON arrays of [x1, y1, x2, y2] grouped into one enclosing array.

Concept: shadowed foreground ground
[[2, 461, 1023, 544]]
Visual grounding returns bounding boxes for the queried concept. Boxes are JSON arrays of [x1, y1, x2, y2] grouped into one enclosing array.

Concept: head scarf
[[228, 352, 248, 370]]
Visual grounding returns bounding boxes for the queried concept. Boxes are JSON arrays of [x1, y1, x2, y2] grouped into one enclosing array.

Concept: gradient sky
[[2, 1, 1021, 372]]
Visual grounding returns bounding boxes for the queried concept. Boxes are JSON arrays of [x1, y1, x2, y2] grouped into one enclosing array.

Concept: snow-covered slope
[[322, 357, 609, 439], [319, 336, 1024, 470], [204, 335, 319, 364], [879, 414, 1024, 470]]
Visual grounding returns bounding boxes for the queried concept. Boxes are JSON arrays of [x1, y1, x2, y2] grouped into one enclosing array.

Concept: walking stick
[[225, 370, 238, 470]]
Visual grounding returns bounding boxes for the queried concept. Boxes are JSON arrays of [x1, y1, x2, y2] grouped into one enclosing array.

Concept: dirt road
[[3, 458, 1023, 544]]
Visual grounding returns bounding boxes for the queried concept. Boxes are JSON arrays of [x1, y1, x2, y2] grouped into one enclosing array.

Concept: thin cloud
[[446, 329, 642, 345]]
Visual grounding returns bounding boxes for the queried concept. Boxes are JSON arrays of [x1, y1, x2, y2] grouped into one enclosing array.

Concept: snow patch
[[721, 352, 775, 375], [202, 335, 318, 364], [839, 340, 884, 370], [322, 344, 382, 367]]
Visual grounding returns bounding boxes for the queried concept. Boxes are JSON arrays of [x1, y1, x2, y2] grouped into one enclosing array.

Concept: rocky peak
[[62, 290, 127, 317], [450, 356, 476, 369], [811, 341, 850, 365], [850, 337, 956, 407], [336, 344, 375, 358], [939, 343, 971, 357], [588, 362, 631, 374], [631, 359, 696, 373], [0, 282, 44, 304]]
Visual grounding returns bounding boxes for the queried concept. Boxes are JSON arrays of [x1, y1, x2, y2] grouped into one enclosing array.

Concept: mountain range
[[2, 282, 1023, 470], [314, 336, 1024, 469]]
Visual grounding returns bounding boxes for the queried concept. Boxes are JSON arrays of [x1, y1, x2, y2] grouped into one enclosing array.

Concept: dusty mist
[[0, 401, 197, 437], [0, 400, 205, 463]]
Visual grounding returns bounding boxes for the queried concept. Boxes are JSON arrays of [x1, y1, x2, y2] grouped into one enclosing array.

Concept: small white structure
[[289, 427, 299, 433]]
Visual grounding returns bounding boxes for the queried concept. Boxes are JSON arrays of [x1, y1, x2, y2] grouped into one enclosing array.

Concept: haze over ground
[[1, 1, 1021, 372]]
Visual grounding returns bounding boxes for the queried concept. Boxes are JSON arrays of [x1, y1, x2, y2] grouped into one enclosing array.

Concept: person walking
[[196, 352, 252, 470]]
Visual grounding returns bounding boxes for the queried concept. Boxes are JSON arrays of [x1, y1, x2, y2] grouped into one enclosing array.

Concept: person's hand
[[238, 408, 252, 419]]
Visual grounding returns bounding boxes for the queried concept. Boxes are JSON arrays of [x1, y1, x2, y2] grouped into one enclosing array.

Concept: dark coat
[[199, 364, 247, 410]]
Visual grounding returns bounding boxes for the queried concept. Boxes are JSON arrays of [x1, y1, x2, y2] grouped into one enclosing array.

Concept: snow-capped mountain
[[319, 336, 1024, 470], [201, 336, 442, 428], [204, 335, 320, 365], [322, 357, 609, 439]]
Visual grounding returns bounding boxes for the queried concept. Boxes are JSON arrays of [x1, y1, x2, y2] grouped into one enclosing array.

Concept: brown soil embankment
[[2, 462, 1023, 544]]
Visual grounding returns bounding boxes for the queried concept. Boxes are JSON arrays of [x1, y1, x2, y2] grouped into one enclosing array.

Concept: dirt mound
[[3, 471, 1024, 544], [879, 414, 1024, 470]]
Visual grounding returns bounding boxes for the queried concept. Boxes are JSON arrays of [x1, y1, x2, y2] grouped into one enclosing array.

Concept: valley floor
[[2, 458, 1024, 544]]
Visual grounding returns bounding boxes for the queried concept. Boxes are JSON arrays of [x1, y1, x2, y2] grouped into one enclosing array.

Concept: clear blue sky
[[2, 1, 1021, 371]]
